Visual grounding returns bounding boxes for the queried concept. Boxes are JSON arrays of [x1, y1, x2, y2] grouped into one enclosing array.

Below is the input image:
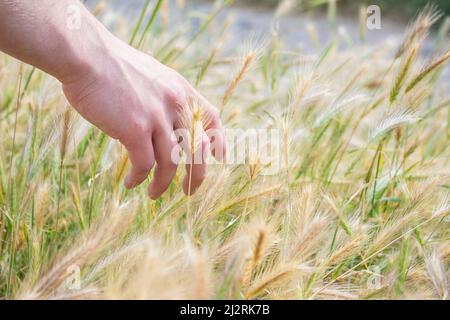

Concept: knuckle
[[120, 119, 149, 147], [128, 118, 147, 136], [163, 72, 189, 105], [165, 86, 183, 105]]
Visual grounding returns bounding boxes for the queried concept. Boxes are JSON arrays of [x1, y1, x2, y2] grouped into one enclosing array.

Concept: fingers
[[122, 88, 225, 199], [183, 133, 210, 196], [148, 126, 180, 199], [197, 95, 227, 162], [124, 137, 155, 189]]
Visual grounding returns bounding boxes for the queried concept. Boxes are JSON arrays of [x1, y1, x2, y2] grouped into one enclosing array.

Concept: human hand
[[62, 35, 226, 199]]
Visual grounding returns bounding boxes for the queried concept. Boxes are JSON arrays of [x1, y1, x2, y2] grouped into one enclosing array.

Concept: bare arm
[[0, 0, 226, 198], [0, 0, 103, 82]]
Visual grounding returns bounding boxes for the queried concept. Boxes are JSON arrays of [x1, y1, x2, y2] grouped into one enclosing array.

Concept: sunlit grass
[[0, 0, 448, 299]]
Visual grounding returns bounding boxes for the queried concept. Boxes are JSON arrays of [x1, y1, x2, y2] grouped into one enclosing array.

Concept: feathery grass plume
[[423, 248, 448, 299], [103, 238, 188, 299], [82, 236, 152, 286], [316, 187, 447, 297], [4, 64, 25, 297], [289, 70, 316, 110], [190, 167, 229, 229], [315, 287, 359, 300], [432, 193, 450, 218], [326, 232, 364, 266], [322, 192, 353, 237], [7, 63, 24, 194], [241, 150, 266, 219], [217, 227, 256, 298], [314, 94, 367, 128], [215, 184, 282, 216], [241, 222, 275, 287], [249, 227, 267, 269], [222, 35, 266, 107], [69, 182, 85, 229], [178, 97, 204, 155], [185, 241, 214, 299], [299, 87, 333, 109], [246, 157, 262, 183], [34, 182, 50, 231], [1, 0, 450, 300], [48, 287, 101, 300], [178, 97, 204, 202], [367, 183, 435, 256], [286, 185, 329, 262], [245, 263, 295, 299], [276, 112, 296, 251], [395, 4, 442, 59], [389, 44, 419, 104], [19, 199, 137, 299], [292, 184, 317, 231], [369, 109, 419, 141], [55, 107, 73, 230], [403, 85, 431, 110], [59, 108, 72, 164], [112, 146, 130, 191], [405, 50, 450, 94]]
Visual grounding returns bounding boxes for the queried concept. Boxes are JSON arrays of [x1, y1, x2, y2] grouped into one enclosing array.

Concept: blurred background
[[86, 0, 450, 79], [92, 0, 450, 52], [241, 0, 450, 16], [351, 0, 449, 15]]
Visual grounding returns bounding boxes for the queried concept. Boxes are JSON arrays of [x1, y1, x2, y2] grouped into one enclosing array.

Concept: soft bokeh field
[[242, 0, 450, 15], [0, 0, 449, 299]]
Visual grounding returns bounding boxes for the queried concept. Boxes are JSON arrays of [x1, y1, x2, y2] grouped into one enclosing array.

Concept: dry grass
[[0, 1, 449, 300]]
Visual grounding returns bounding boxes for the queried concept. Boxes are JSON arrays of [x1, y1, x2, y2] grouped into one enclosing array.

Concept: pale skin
[[0, 0, 226, 199]]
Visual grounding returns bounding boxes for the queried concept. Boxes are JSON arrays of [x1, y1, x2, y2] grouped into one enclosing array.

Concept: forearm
[[0, 0, 112, 83]]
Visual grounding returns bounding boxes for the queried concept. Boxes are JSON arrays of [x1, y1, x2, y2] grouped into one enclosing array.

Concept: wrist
[[56, 3, 117, 85]]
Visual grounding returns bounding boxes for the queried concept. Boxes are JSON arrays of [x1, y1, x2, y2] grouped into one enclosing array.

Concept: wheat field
[[0, 1, 449, 299]]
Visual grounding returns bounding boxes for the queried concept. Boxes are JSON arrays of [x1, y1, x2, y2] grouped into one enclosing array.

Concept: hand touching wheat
[[0, 0, 226, 198]]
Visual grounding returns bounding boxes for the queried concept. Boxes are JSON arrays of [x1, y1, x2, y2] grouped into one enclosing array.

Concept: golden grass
[[0, 1, 449, 300]]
